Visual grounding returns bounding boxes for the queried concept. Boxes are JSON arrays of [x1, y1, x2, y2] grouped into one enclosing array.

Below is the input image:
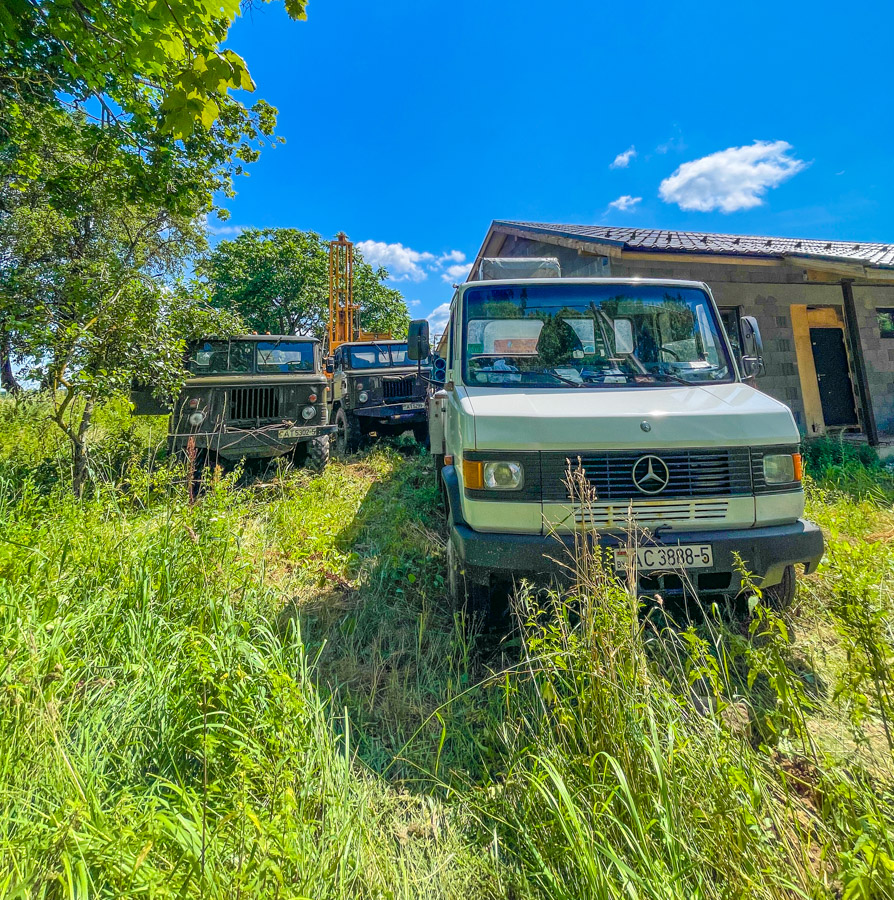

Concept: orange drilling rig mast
[[328, 232, 355, 352], [328, 232, 391, 352]]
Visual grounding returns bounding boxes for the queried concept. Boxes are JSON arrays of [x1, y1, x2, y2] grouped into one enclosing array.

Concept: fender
[[441, 464, 468, 528]]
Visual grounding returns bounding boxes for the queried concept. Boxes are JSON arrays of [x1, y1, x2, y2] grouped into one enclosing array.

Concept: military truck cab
[[410, 276, 824, 612], [329, 339, 429, 455], [141, 335, 335, 472]]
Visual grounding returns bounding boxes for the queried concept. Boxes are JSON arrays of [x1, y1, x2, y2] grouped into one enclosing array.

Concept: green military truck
[[329, 339, 429, 455], [134, 335, 335, 472]]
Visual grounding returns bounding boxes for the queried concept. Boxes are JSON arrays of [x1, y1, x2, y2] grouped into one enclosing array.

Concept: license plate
[[614, 544, 713, 572], [403, 402, 425, 410], [278, 426, 317, 438]]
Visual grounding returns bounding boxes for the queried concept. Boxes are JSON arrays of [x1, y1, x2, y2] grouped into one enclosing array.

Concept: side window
[[718, 307, 744, 363]]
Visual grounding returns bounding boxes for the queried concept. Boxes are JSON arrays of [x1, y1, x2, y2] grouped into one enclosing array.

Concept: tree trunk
[[71, 398, 94, 498], [0, 332, 21, 395]]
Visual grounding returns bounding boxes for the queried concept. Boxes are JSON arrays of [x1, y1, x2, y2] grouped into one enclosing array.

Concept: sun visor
[[477, 257, 561, 280]]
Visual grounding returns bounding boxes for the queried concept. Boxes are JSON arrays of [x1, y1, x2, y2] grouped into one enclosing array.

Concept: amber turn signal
[[462, 459, 484, 491]]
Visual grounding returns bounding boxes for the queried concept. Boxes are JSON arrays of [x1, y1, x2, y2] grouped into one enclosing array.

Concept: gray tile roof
[[497, 221, 894, 269]]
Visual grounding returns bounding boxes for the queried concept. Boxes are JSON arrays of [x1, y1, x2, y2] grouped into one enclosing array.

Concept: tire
[[764, 564, 797, 610], [413, 424, 429, 448], [334, 407, 360, 457], [305, 435, 330, 473], [447, 539, 490, 624], [434, 454, 447, 510]]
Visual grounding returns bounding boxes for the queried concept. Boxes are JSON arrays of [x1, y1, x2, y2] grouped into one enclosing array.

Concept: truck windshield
[[187, 340, 253, 375], [348, 343, 411, 368], [463, 283, 735, 387], [256, 340, 315, 373]]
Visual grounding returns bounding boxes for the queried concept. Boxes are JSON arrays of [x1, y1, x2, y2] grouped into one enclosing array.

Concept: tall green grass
[[1, 397, 893, 898]]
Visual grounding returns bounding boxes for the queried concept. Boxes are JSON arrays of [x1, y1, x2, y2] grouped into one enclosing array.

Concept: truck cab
[[329, 339, 429, 454], [413, 276, 824, 611], [137, 335, 336, 472]]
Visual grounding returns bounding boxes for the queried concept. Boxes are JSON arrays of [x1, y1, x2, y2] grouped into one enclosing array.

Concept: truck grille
[[382, 376, 416, 401], [541, 448, 753, 501], [575, 499, 730, 528], [227, 386, 281, 423]]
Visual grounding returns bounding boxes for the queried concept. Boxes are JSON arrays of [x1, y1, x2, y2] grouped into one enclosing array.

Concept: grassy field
[[1, 397, 894, 899]]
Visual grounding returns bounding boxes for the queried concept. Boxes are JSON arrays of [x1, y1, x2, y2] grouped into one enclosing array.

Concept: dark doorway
[[810, 327, 858, 427]]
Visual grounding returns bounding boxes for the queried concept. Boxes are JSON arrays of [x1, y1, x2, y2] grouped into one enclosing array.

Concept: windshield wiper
[[645, 371, 690, 385]]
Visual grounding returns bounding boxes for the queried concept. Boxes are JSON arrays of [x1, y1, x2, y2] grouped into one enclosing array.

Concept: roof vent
[[733, 238, 740, 245], [477, 257, 561, 280]]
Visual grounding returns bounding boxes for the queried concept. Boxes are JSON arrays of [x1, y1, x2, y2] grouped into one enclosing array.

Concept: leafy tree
[[1, 107, 240, 495], [0, 0, 308, 491], [202, 228, 410, 342]]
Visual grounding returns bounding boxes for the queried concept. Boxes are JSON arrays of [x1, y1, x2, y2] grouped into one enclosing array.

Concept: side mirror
[[407, 319, 430, 361], [740, 316, 765, 378], [325, 356, 334, 375]]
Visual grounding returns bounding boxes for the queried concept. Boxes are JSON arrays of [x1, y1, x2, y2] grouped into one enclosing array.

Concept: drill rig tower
[[328, 232, 391, 352]]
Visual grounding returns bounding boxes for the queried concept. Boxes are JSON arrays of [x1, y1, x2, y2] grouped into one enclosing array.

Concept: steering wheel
[[659, 346, 681, 360]]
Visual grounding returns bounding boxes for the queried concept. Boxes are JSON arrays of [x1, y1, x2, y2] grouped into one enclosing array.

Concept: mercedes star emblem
[[632, 455, 670, 494], [640, 420, 651, 432]]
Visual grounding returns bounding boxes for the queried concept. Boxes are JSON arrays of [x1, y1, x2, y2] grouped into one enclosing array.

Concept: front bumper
[[354, 402, 427, 424], [172, 423, 336, 459], [443, 468, 824, 593]]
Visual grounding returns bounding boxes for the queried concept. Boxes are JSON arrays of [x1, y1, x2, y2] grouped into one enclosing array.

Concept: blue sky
[[220, 0, 894, 330]]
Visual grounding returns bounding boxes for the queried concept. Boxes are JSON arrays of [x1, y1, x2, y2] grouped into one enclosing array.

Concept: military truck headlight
[[188, 411, 205, 427], [358, 391, 369, 403], [301, 405, 316, 420], [763, 453, 802, 484]]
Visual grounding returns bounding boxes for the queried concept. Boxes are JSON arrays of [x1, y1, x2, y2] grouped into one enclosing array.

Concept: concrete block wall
[[852, 284, 894, 437]]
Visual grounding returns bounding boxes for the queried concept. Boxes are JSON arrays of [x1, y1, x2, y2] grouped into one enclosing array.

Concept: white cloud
[[438, 250, 466, 265], [610, 146, 636, 169], [410, 299, 422, 307], [658, 140, 806, 213], [426, 302, 451, 335], [207, 222, 247, 237], [355, 240, 435, 282], [608, 195, 642, 212], [441, 262, 470, 283]]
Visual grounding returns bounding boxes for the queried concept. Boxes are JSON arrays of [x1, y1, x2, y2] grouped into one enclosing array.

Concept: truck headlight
[[301, 405, 316, 420], [358, 391, 369, 403], [188, 411, 205, 427], [463, 458, 524, 491], [763, 453, 802, 484]]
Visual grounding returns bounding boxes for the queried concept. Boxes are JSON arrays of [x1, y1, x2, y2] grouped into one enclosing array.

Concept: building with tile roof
[[467, 221, 894, 448]]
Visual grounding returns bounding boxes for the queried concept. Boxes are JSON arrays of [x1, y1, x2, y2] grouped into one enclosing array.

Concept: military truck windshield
[[188, 340, 253, 375], [256, 340, 315, 373], [348, 343, 411, 369], [463, 283, 734, 387]]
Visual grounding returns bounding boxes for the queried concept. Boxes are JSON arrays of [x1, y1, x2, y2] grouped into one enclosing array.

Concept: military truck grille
[[382, 376, 416, 401], [575, 499, 730, 528], [541, 448, 753, 501], [227, 386, 281, 423]]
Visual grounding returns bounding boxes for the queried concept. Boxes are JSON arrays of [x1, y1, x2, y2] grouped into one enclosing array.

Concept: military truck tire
[[447, 539, 490, 624], [305, 435, 330, 473], [413, 424, 429, 448], [334, 407, 360, 456], [764, 564, 797, 610]]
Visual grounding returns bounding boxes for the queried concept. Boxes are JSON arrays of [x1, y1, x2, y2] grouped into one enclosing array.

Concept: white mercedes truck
[[407, 271, 824, 611]]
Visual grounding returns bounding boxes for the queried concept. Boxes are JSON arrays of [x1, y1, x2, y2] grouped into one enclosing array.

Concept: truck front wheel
[[334, 407, 360, 456], [763, 564, 797, 609], [447, 539, 490, 624], [305, 435, 330, 473]]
